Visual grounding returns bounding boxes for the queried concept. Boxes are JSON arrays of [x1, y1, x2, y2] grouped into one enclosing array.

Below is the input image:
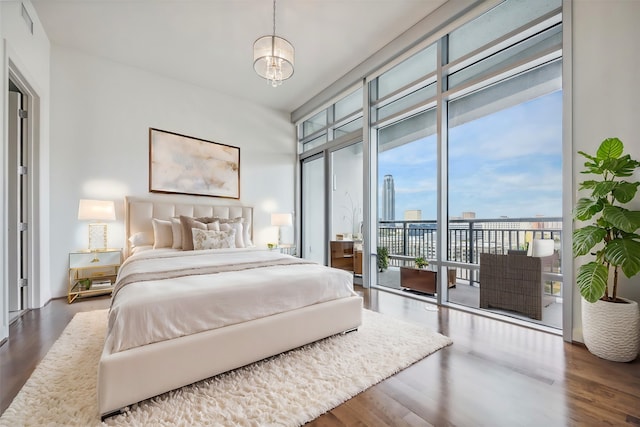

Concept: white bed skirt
[[98, 295, 363, 416]]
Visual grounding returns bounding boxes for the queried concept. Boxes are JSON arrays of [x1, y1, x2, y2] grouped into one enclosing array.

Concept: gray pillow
[[179, 216, 207, 251]]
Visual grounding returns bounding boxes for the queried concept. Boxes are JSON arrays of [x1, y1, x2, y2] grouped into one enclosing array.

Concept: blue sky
[[378, 91, 563, 220]]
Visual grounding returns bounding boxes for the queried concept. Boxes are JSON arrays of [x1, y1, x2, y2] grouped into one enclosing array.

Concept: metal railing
[[378, 217, 563, 292]]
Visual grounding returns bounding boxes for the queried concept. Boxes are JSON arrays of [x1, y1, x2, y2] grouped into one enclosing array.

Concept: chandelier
[[253, 0, 294, 87]]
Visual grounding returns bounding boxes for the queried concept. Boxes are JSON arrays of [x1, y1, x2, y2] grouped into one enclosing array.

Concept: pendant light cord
[[272, 0, 277, 36]]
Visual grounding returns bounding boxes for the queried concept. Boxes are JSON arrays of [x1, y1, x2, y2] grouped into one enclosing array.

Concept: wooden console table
[[330, 241, 363, 275]]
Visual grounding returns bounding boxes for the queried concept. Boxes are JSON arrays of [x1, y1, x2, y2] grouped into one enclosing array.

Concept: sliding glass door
[[301, 142, 364, 271], [301, 155, 325, 264]]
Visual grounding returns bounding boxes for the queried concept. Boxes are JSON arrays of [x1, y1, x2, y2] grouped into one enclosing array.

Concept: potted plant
[[377, 246, 389, 272], [573, 137, 640, 362], [415, 257, 429, 269]]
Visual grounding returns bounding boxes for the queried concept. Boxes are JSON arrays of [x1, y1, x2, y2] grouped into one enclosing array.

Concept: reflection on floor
[[8, 311, 24, 325], [378, 267, 562, 330]]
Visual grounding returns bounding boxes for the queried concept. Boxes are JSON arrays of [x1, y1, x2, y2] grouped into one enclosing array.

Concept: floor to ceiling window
[[447, 64, 563, 328], [376, 110, 438, 291], [369, 42, 439, 292], [443, 0, 563, 328], [296, 0, 564, 331]]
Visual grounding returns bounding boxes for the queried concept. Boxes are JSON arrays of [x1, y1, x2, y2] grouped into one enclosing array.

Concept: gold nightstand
[[68, 249, 122, 303]]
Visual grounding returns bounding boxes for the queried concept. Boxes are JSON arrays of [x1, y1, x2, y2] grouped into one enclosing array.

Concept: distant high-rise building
[[404, 209, 421, 220], [462, 211, 476, 219], [382, 174, 395, 221]]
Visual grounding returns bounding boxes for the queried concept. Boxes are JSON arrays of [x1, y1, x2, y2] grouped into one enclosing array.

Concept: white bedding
[[107, 248, 356, 353]]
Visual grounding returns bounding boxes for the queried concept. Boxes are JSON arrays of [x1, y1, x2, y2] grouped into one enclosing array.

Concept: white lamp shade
[[78, 199, 116, 221], [528, 238, 555, 257], [253, 35, 294, 80], [271, 213, 292, 227]]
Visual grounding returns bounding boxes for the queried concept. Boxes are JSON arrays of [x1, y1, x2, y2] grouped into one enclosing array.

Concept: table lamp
[[78, 199, 116, 257], [271, 213, 292, 246]]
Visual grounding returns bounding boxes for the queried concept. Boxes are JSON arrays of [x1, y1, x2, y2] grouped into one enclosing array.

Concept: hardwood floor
[[1, 289, 639, 426]]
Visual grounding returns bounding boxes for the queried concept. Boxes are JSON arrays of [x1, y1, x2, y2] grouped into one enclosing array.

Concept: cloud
[[379, 90, 563, 220]]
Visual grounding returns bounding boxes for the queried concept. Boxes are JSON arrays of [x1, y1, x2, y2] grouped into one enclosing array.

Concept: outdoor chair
[[479, 252, 548, 320]]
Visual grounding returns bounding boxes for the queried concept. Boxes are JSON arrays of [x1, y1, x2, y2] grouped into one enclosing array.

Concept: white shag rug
[[0, 309, 452, 426]]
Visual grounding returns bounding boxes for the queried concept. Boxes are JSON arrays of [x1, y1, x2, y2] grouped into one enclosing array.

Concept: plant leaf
[[577, 150, 598, 163], [578, 180, 599, 190], [577, 262, 608, 303], [605, 155, 640, 177], [604, 237, 640, 278], [603, 205, 640, 233], [597, 137, 623, 161], [592, 180, 618, 198], [574, 197, 603, 220], [573, 226, 607, 256], [612, 181, 639, 203]]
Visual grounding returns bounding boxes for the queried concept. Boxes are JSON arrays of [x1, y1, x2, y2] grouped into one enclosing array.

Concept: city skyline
[[378, 90, 562, 220]]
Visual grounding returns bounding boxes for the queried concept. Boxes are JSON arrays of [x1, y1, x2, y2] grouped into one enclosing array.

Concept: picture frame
[[149, 128, 240, 199]]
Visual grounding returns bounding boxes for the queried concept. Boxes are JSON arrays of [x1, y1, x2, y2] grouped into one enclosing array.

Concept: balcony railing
[[378, 217, 563, 292]]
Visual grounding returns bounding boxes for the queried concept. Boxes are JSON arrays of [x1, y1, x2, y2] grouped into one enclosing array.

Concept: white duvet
[[107, 248, 356, 353]]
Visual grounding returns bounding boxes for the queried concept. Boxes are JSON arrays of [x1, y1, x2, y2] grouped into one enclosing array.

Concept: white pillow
[[128, 231, 153, 248], [152, 218, 173, 249], [219, 221, 244, 248], [240, 219, 253, 247], [207, 221, 220, 231], [213, 217, 253, 247], [170, 217, 182, 249], [192, 228, 236, 250]]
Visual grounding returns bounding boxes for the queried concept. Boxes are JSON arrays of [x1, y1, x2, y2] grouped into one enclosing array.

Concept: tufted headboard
[[124, 196, 253, 258]]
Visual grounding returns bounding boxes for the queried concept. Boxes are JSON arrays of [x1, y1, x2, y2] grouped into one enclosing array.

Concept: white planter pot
[[582, 298, 640, 362]]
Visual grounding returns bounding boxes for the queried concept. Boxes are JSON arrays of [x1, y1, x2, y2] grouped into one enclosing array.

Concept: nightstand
[[68, 249, 122, 303]]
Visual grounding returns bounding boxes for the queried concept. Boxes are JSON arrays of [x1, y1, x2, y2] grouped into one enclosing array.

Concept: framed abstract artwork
[[149, 128, 240, 199]]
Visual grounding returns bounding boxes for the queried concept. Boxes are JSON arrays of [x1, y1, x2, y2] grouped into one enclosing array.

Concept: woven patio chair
[[479, 253, 543, 320]]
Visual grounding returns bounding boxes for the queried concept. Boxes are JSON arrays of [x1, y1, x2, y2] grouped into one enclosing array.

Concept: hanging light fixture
[[253, 0, 294, 87]]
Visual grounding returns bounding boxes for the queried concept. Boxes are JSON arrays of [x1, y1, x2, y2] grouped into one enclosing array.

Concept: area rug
[[0, 308, 452, 426]]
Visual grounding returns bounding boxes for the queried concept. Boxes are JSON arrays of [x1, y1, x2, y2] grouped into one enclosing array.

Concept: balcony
[[376, 217, 563, 329]]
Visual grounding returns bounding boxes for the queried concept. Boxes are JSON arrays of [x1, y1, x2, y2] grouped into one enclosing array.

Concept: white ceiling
[[31, 0, 448, 113]]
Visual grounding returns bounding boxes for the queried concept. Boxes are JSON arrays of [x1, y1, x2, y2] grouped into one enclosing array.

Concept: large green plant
[[573, 138, 640, 303]]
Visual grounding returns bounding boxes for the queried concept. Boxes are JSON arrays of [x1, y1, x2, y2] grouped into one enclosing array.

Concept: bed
[[97, 196, 363, 418]]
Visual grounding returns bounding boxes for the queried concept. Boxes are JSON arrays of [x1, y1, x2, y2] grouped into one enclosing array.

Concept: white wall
[[571, 0, 640, 340], [49, 45, 296, 298], [0, 0, 51, 342]]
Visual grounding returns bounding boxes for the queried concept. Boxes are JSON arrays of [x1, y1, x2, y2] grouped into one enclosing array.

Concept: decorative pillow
[[170, 217, 182, 249], [206, 221, 220, 231], [212, 217, 253, 246], [152, 218, 173, 249], [195, 217, 221, 224], [219, 221, 245, 248], [179, 216, 207, 250], [232, 217, 253, 247], [192, 228, 236, 251], [128, 231, 153, 248]]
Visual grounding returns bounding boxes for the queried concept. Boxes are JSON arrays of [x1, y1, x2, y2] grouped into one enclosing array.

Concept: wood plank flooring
[[1, 288, 639, 426]]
